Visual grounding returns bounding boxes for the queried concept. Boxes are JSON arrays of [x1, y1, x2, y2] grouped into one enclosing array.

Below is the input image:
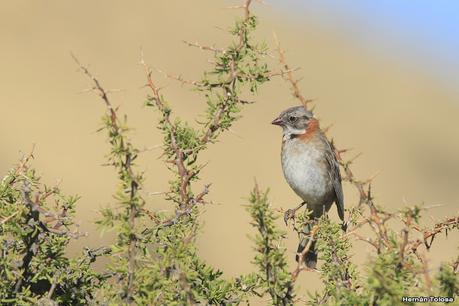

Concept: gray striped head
[[271, 106, 314, 135]]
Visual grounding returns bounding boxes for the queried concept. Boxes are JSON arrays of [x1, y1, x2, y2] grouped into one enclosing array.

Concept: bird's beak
[[271, 117, 283, 126]]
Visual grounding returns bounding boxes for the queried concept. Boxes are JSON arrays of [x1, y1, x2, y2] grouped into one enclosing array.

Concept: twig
[[155, 67, 199, 86], [200, 0, 256, 146], [47, 272, 60, 299], [274, 34, 312, 109], [410, 216, 459, 253], [414, 251, 433, 294], [14, 181, 41, 293], [73, 54, 140, 304], [291, 225, 319, 281], [452, 254, 459, 274], [0, 211, 19, 226], [140, 50, 191, 207], [182, 40, 225, 54]]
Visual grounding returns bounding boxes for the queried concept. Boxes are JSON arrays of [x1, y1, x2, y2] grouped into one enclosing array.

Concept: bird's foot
[[284, 201, 307, 225], [284, 208, 296, 225], [341, 220, 348, 232]]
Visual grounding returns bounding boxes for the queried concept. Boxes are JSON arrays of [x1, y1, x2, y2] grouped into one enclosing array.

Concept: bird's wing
[[323, 136, 345, 221]]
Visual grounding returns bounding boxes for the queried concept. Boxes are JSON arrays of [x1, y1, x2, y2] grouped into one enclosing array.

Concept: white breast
[[281, 138, 333, 209]]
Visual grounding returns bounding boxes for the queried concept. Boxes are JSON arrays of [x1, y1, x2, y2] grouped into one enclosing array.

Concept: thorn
[[349, 152, 363, 163], [228, 128, 243, 139], [226, 5, 245, 9], [323, 124, 334, 133], [338, 148, 354, 154], [364, 170, 381, 184], [253, 178, 260, 199], [423, 204, 446, 210]]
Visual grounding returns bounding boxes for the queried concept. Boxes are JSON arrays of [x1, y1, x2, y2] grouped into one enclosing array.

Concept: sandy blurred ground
[[1, 0, 458, 301]]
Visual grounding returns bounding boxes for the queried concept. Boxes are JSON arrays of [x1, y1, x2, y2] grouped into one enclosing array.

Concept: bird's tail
[[295, 222, 317, 269]]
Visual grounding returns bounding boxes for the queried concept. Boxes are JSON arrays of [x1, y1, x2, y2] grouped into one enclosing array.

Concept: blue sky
[[281, 0, 459, 91]]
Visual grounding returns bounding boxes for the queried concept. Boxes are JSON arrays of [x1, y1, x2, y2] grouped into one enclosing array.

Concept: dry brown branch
[[399, 228, 409, 262], [414, 250, 433, 294], [140, 51, 192, 207], [47, 272, 60, 300], [5, 144, 36, 187], [71, 54, 119, 133], [5, 149, 80, 238], [274, 34, 313, 109], [155, 67, 199, 86], [339, 149, 376, 210], [409, 216, 459, 253], [199, 0, 258, 149], [323, 123, 334, 134], [0, 211, 19, 226], [291, 225, 319, 281], [140, 50, 213, 226], [72, 54, 139, 304], [183, 40, 225, 54], [15, 145, 36, 175], [453, 254, 459, 273], [14, 182, 42, 293], [159, 184, 211, 228]]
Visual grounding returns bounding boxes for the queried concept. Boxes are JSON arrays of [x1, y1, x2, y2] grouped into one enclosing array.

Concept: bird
[[271, 105, 344, 269]]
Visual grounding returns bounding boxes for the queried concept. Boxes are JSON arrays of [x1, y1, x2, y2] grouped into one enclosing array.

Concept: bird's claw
[[284, 209, 295, 225], [341, 221, 348, 232]]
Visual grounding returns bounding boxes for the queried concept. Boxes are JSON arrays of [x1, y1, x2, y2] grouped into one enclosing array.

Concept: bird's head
[[271, 106, 315, 138]]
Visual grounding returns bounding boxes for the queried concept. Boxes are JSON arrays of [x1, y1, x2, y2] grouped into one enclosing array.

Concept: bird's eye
[[288, 116, 297, 123]]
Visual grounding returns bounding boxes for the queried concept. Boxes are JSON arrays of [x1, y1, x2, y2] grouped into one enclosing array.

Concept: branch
[[140, 51, 191, 207], [409, 215, 459, 253], [453, 254, 459, 274], [291, 225, 319, 281], [14, 182, 41, 293], [73, 54, 141, 303], [183, 40, 225, 54], [71, 54, 119, 133], [155, 67, 200, 86], [200, 0, 257, 146], [274, 35, 313, 109], [0, 211, 19, 226], [138, 0, 262, 216]]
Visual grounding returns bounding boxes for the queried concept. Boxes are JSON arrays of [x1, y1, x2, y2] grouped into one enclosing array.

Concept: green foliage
[[436, 260, 459, 298], [247, 185, 295, 305], [311, 217, 362, 305], [364, 244, 418, 305], [91, 0, 273, 304], [0, 158, 106, 305]]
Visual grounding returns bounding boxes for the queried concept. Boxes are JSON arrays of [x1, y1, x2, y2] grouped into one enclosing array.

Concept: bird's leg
[[284, 201, 306, 225], [341, 220, 348, 232]]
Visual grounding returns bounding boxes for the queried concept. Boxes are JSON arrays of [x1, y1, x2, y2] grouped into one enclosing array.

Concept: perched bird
[[271, 105, 344, 269]]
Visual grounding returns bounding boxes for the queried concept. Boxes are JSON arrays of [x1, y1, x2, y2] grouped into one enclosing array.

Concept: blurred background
[[1, 0, 458, 298]]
